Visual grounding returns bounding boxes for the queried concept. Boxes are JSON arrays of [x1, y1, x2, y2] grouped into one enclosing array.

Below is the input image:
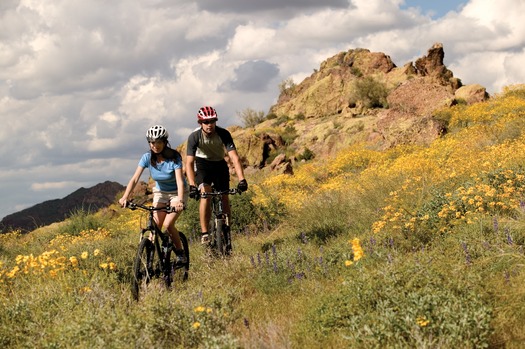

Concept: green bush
[[297, 147, 315, 162], [351, 76, 389, 108], [281, 125, 298, 146], [238, 108, 266, 128]]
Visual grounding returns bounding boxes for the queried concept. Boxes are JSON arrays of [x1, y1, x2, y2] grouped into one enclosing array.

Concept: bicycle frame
[[127, 201, 189, 300], [200, 187, 240, 256], [134, 203, 173, 265]]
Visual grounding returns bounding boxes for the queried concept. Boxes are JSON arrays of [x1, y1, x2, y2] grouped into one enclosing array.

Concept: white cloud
[[1, 0, 525, 221], [31, 181, 79, 191]]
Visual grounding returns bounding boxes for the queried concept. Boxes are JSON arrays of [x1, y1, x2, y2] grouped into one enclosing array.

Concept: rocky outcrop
[[413, 42, 460, 89], [232, 44, 489, 173], [270, 48, 398, 119], [269, 154, 294, 175]]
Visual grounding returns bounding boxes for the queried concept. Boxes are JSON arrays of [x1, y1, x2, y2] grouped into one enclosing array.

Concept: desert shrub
[[350, 67, 363, 77], [297, 147, 315, 162], [281, 125, 298, 146], [278, 78, 296, 96], [295, 113, 305, 120], [351, 76, 389, 108], [238, 108, 266, 128], [271, 114, 290, 126]]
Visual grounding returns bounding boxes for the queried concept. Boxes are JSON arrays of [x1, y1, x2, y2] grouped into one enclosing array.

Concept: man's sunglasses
[[200, 119, 217, 125]]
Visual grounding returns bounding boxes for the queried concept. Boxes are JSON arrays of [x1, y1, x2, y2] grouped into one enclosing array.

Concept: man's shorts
[[195, 158, 230, 191]]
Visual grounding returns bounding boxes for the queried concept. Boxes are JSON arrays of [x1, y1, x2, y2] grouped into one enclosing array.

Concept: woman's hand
[[118, 197, 127, 207], [172, 200, 184, 212]]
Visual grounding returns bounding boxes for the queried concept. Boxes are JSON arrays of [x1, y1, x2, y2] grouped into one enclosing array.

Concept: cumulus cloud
[[222, 60, 279, 92], [1, 0, 525, 219], [193, 0, 349, 13]]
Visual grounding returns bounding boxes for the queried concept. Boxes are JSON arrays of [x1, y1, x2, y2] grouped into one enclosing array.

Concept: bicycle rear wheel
[[132, 238, 156, 301]]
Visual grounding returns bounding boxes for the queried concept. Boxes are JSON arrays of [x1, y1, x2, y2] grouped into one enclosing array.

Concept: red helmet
[[197, 106, 218, 121]]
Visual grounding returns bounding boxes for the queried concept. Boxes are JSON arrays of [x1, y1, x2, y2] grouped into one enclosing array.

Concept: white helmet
[[146, 125, 169, 141]]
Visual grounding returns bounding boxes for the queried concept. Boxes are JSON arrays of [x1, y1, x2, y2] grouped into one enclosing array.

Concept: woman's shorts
[[152, 186, 189, 206]]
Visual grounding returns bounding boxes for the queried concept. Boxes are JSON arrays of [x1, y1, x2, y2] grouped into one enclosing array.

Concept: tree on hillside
[[238, 108, 266, 128]]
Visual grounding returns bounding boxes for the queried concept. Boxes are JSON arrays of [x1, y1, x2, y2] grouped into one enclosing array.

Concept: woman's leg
[[165, 212, 183, 250]]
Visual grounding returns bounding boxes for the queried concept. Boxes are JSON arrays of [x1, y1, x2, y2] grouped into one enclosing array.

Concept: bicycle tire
[[215, 218, 226, 256], [132, 237, 155, 301], [163, 244, 174, 289]]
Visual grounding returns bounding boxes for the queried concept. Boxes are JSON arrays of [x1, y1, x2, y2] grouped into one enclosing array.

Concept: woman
[[119, 125, 188, 264]]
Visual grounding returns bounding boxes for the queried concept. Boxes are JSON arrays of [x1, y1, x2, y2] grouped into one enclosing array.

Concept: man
[[186, 106, 248, 248]]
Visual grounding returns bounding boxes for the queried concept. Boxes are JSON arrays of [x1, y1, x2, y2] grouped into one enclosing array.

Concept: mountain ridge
[[0, 181, 125, 233]]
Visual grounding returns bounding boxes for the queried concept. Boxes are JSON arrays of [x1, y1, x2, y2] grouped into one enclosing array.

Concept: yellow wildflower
[[69, 256, 79, 268], [81, 251, 89, 259], [80, 286, 92, 294], [350, 238, 364, 261], [345, 260, 353, 267], [194, 306, 206, 313], [6, 266, 20, 278], [416, 316, 430, 327], [192, 322, 201, 329]]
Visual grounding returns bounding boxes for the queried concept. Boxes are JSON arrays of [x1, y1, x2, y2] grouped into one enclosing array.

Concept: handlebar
[[199, 188, 241, 199], [125, 201, 184, 213]]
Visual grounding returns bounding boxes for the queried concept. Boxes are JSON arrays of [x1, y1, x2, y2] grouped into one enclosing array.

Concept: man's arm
[[227, 149, 245, 181], [186, 155, 197, 186]]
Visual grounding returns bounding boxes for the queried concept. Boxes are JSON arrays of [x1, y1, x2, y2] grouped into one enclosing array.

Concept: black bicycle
[[126, 201, 189, 301], [200, 187, 241, 256]]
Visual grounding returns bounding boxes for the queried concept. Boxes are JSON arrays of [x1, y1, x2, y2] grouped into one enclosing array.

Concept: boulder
[[455, 84, 490, 104]]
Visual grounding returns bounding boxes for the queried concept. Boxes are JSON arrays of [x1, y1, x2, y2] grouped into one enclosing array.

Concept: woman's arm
[[119, 166, 145, 207], [174, 168, 185, 211]]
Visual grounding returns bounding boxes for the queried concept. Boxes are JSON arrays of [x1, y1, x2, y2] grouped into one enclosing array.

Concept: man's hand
[[189, 185, 200, 200], [237, 179, 248, 192]]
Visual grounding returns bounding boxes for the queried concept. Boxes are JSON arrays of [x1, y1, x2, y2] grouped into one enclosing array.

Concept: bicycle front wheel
[[215, 219, 226, 256], [132, 238, 155, 301]]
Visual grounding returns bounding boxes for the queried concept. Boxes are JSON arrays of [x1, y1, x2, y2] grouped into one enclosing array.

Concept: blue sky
[[402, 0, 468, 18], [1, 0, 525, 222]]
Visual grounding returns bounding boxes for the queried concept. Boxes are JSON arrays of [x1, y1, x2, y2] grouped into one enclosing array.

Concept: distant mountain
[[0, 181, 125, 234]]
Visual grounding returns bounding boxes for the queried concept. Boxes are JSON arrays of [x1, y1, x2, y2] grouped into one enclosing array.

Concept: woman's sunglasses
[[200, 120, 216, 125]]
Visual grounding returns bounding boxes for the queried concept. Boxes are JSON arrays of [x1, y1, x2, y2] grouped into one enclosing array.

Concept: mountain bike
[[200, 187, 241, 256], [126, 201, 189, 301]]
